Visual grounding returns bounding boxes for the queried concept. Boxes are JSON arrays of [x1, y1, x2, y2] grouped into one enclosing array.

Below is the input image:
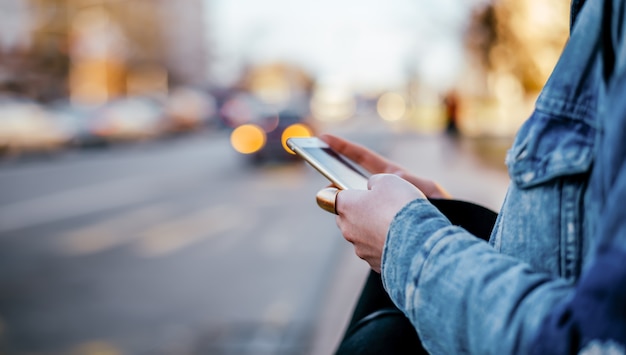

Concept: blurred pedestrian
[[315, 0, 626, 353], [443, 90, 459, 135]]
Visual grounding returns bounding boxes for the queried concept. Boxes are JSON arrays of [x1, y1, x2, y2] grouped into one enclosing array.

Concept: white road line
[[58, 203, 253, 257], [0, 176, 163, 233], [262, 299, 293, 326], [58, 204, 172, 255], [133, 204, 242, 257]]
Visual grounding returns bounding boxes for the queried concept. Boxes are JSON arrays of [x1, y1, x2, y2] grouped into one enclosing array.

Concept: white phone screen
[[288, 137, 369, 190]]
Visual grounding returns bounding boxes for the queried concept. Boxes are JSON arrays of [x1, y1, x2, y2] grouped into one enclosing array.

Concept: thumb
[[367, 173, 399, 190], [316, 187, 340, 214]]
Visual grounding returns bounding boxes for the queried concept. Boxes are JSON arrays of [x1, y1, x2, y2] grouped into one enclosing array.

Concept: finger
[[366, 173, 394, 190], [320, 134, 399, 174], [366, 173, 384, 190], [400, 173, 452, 199], [334, 188, 343, 215], [334, 188, 358, 216]]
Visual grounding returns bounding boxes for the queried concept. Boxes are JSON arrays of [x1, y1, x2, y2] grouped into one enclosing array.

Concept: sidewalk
[[390, 132, 511, 211], [309, 126, 513, 355]]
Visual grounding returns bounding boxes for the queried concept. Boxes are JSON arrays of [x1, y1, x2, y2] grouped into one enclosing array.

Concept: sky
[[205, 0, 489, 92]]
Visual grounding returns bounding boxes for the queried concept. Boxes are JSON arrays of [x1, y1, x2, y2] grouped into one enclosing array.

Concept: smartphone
[[287, 137, 369, 190]]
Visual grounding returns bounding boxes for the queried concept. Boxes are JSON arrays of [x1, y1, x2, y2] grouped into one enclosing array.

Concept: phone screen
[[288, 137, 369, 190]]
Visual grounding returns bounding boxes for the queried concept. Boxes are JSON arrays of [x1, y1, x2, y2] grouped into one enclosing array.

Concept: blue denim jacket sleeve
[[382, 200, 572, 354]]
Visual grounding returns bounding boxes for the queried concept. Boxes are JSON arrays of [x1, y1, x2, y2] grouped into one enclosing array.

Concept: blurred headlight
[[281, 123, 313, 154], [230, 124, 266, 154], [377, 92, 407, 121]]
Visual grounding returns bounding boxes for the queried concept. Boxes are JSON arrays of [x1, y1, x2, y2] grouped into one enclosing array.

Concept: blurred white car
[[90, 97, 166, 142], [164, 87, 216, 133], [0, 98, 69, 155]]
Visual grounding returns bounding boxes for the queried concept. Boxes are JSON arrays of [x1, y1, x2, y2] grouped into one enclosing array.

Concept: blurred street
[[0, 115, 511, 355], [0, 1, 569, 353]]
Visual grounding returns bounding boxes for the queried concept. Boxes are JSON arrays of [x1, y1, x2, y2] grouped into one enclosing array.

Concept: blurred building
[[453, 0, 570, 137], [0, 0, 210, 104], [238, 62, 314, 112]]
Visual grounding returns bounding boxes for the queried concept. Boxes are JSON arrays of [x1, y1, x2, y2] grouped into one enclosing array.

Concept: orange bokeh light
[[230, 124, 266, 154], [281, 124, 313, 154]]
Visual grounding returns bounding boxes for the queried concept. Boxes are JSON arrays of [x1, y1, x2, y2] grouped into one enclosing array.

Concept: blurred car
[[89, 97, 166, 143], [48, 102, 108, 148], [0, 98, 69, 156], [230, 109, 315, 164], [218, 92, 269, 128], [164, 87, 216, 133]]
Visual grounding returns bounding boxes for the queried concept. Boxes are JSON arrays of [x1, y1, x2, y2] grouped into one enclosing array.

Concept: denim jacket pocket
[[505, 109, 595, 188], [497, 106, 596, 280]]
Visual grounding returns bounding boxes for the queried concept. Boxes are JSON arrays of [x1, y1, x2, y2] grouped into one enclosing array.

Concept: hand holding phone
[[287, 137, 370, 190]]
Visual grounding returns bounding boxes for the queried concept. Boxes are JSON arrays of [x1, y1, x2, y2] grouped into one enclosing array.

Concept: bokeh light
[[281, 124, 313, 154], [310, 84, 355, 122], [230, 124, 266, 154], [377, 92, 406, 121]]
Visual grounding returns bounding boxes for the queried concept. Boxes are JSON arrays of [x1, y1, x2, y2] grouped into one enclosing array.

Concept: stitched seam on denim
[[512, 155, 593, 189], [415, 225, 468, 287], [535, 95, 598, 127], [403, 225, 462, 321], [382, 198, 433, 293], [562, 176, 586, 281]]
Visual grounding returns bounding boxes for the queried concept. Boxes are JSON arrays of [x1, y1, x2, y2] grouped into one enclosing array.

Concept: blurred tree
[[455, 0, 570, 137], [0, 0, 70, 102], [0, 0, 209, 103]]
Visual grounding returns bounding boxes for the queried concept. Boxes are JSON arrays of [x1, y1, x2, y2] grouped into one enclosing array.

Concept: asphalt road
[[0, 129, 370, 355], [0, 119, 512, 355]]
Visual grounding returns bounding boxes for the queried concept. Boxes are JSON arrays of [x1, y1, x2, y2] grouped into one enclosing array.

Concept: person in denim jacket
[[323, 0, 626, 353]]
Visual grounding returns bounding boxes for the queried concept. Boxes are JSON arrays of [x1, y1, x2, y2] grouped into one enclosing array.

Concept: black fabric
[[335, 271, 426, 354], [428, 198, 498, 241], [334, 199, 498, 354]]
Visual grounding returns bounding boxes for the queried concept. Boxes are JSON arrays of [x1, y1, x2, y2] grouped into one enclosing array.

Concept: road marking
[[263, 299, 293, 326], [133, 204, 241, 257], [0, 164, 211, 234], [69, 340, 122, 355], [59, 204, 172, 255], [58, 203, 254, 258], [0, 175, 163, 233]]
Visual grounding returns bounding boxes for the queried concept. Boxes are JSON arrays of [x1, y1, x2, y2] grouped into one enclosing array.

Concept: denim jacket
[[381, 0, 626, 353]]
